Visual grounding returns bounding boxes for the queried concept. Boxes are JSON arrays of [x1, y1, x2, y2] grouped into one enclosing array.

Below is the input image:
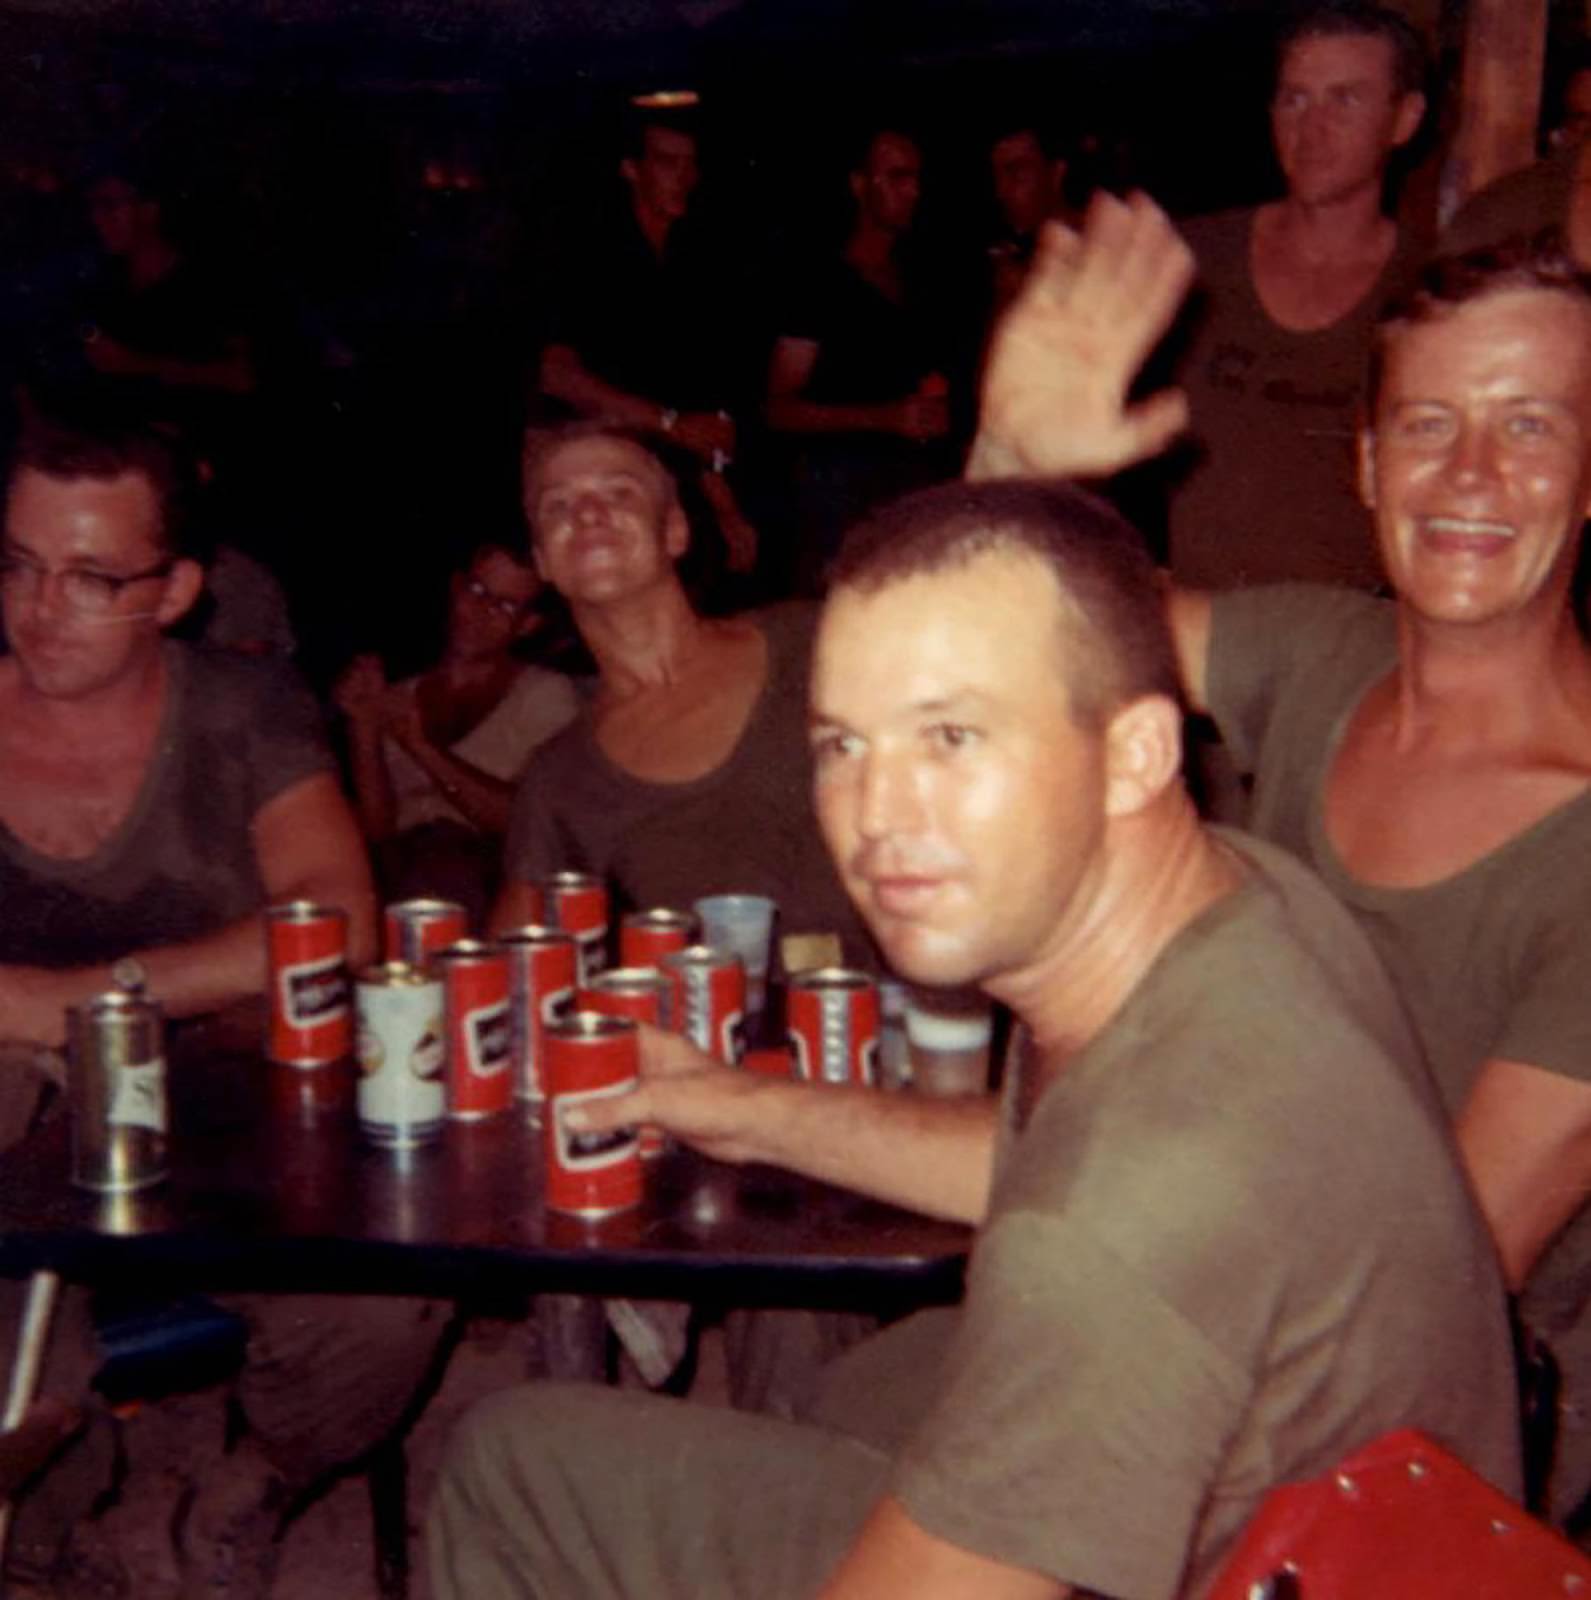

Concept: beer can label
[[467, 1000, 512, 1078], [108, 1057, 167, 1134], [280, 953, 349, 1028], [553, 1079, 640, 1171]]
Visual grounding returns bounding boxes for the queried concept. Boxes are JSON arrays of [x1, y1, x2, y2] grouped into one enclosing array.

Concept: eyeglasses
[[463, 576, 529, 621], [0, 551, 175, 615]]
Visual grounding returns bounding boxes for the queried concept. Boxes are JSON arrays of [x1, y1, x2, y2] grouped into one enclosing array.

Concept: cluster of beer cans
[[265, 874, 886, 1218]]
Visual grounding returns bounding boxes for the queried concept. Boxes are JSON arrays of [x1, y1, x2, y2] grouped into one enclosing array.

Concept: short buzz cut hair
[[1366, 231, 1591, 412], [7, 410, 202, 562], [1276, 0, 1428, 99], [826, 478, 1181, 733], [520, 420, 685, 520]]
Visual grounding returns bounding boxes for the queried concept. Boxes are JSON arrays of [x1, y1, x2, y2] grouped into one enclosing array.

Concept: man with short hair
[[1169, 0, 1426, 589], [538, 110, 756, 575], [767, 127, 956, 590], [986, 123, 1072, 320], [494, 422, 868, 965], [0, 416, 444, 1597], [431, 471, 1519, 1599], [976, 187, 1591, 1527]]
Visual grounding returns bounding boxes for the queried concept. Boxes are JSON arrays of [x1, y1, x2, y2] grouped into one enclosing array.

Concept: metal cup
[[66, 991, 168, 1192]]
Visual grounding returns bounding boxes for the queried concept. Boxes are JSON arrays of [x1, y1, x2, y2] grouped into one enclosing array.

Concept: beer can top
[[541, 870, 602, 892], [267, 899, 346, 925], [498, 924, 576, 949], [547, 1010, 637, 1043], [356, 960, 436, 988], [623, 907, 696, 931], [72, 989, 163, 1025], [789, 966, 874, 993], [662, 943, 741, 973], [586, 966, 669, 995], [387, 897, 465, 917], [435, 938, 502, 963]]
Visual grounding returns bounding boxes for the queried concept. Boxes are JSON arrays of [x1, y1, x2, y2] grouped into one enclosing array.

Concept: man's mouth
[[1418, 516, 1516, 553], [863, 874, 946, 917]]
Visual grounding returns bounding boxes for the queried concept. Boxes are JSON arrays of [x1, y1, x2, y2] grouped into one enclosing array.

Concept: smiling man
[[430, 476, 1519, 1600]]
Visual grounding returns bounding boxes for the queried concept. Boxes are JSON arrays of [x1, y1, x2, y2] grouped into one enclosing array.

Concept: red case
[[1206, 1428, 1591, 1598]]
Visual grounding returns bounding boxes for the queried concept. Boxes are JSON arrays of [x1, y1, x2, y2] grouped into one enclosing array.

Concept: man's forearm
[[539, 346, 661, 430], [765, 395, 900, 437], [399, 737, 514, 835], [738, 1078, 997, 1224]]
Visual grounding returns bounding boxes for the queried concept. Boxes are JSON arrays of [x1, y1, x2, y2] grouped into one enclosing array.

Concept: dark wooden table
[[0, 1051, 970, 1313]]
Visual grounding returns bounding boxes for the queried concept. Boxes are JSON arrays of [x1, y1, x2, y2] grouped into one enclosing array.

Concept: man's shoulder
[[1210, 582, 1395, 669]]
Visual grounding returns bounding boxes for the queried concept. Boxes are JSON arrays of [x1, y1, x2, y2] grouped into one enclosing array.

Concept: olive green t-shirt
[[888, 830, 1519, 1599], [1208, 582, 1591, 1509]]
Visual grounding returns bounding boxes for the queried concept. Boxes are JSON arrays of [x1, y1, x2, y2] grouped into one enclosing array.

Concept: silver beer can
[[355, 961, 446, 1148], [67, 990, 168, 1192]]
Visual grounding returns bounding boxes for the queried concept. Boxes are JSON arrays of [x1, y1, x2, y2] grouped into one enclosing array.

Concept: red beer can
[[662, 944, 746, 1065], [499, 925, 578, 1107], [266, 902, 351, 1067], [579, 968, 673, 1158], [618, 908, 697, 970], [787, 968, 880, 1087], [384, 898, 469, 967], [578, 967, 673, 1030], [543, 1012, 643, 1217], [538, 872, 609, 984], [437, 940, 513, 1120]]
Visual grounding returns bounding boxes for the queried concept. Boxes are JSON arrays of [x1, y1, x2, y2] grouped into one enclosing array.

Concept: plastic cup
[[692, 894, 777, 1014], [905, 1002, 993, 1098]]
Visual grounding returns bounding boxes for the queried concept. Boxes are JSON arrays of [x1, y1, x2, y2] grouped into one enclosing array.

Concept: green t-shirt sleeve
[[891, 1211, 1250, 1600], [1205, 584, 1391, 775]]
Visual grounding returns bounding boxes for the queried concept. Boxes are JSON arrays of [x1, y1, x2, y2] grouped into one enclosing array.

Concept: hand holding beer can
[[543, 1012, 643, 1217], [579, 969, 673, 1157], [67, 990, 167, 1192]]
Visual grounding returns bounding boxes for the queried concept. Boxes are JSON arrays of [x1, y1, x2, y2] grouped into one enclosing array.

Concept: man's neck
[[633, 200, 675, 258], [986, 798, 1244, 1069], [126, 236, 180, 292], [1391, 598, 1591, 748], [846, 217, 900, 278], [1262, 182, 1390, 263], [572, 577, 713, 696], [8, 644, 169, 741]]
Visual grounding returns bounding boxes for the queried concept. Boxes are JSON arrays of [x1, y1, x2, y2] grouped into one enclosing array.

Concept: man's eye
[[811, 731, 858, 764], [928, 723, 978, 752]]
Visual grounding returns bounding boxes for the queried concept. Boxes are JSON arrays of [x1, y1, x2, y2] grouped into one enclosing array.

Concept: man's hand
[[672, 411, 736, 462], [970, 190, 1195, 481], [333, 654, 389, 725], [562, 1026, 769, 1164], [890, 392, 950, 443], [700, 469, 759, 573], [378, 680, 430, 753]]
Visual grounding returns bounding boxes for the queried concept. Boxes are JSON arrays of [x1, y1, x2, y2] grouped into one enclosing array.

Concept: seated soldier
[[974, 191, 1591, 1529], [0, 414, 443, 1598], [336, 541, 578, 925], [494, 421, 881, 1405], [429, 475, 1521, 1600]]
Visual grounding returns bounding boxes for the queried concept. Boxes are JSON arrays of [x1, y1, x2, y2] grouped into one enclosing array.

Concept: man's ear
[[1391, 91, 1426, 150], [1356, 427, 1378, 513], [663, 502, 690, 561], [157, 558, 206, 628], [1102, 694, 1183, 818]]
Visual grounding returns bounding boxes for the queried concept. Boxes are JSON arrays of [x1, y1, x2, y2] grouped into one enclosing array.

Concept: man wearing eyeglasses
[[0, 414, 445, 1599], [0, 416, 373, 1048]]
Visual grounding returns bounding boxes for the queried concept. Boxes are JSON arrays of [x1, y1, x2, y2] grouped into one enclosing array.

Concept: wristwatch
[[111, 956, 149, 993]]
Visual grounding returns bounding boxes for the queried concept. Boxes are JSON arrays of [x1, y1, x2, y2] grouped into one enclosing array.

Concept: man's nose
[[856, 751, 922, 841], [1444, 421, 1499, 489]]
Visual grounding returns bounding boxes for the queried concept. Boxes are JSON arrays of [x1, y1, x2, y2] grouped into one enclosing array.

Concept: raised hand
[[970, 190, 1196, 481]]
